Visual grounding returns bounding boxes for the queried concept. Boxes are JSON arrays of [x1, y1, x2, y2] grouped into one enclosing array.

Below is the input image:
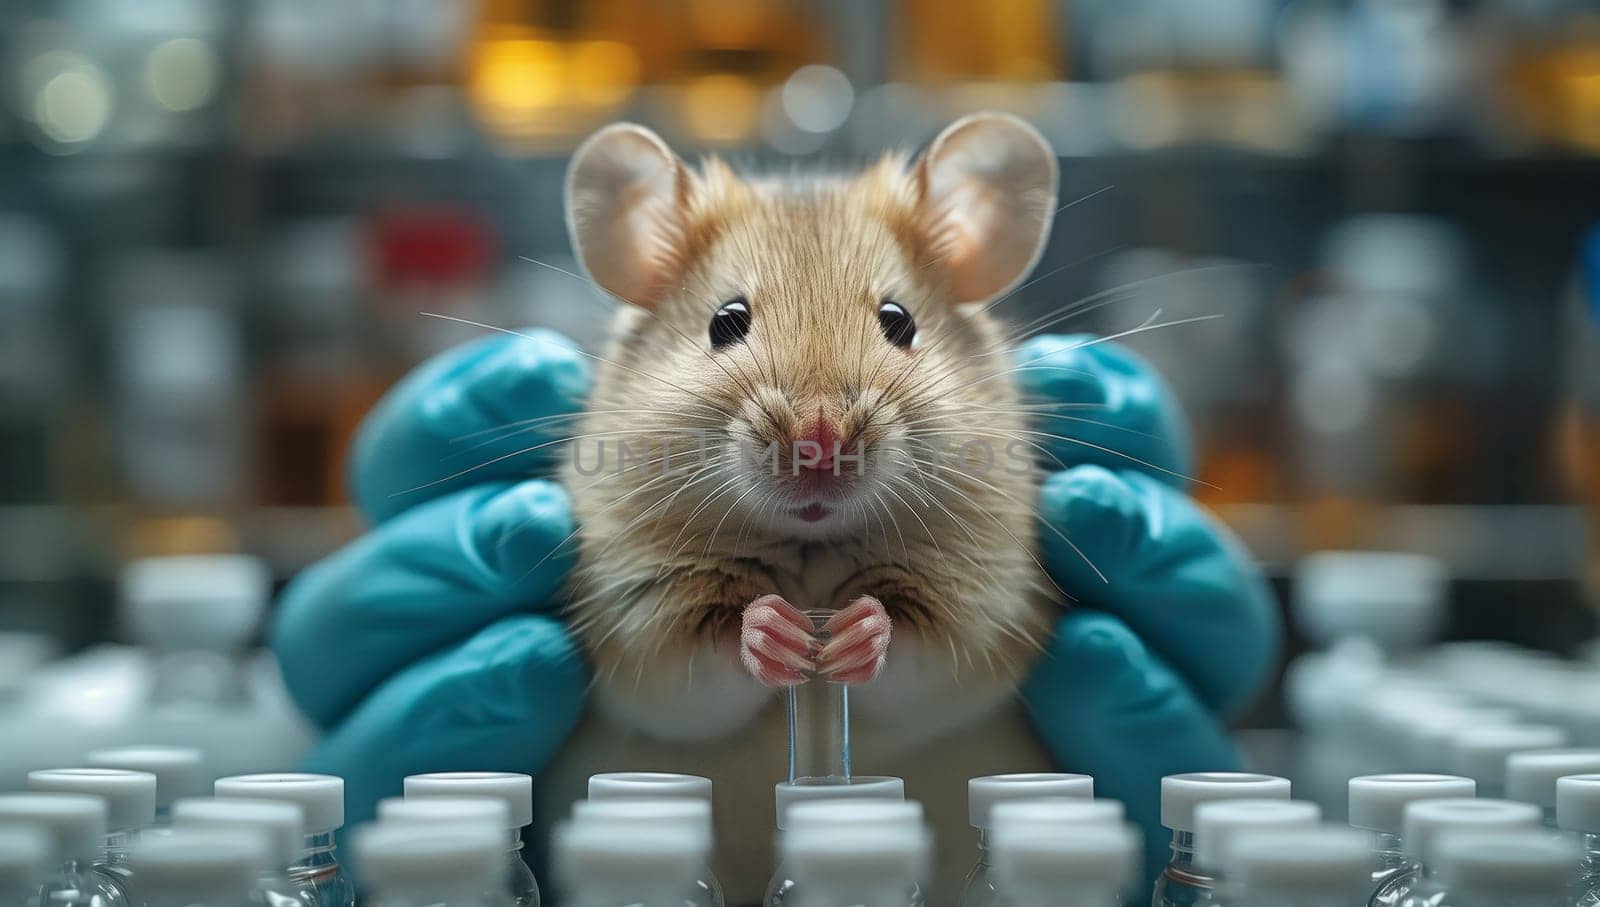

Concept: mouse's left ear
[[912, 113, 1058, 304], [565, 123, 695, 309]]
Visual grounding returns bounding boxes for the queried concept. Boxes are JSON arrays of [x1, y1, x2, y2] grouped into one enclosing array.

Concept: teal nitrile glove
[[1014, 334, 1283, 881], [271, 330, 593, 828]]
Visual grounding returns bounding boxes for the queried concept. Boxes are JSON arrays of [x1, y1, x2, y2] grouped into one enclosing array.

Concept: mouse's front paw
[[739, 594, 816, 687], [818, 595, 892, 685]]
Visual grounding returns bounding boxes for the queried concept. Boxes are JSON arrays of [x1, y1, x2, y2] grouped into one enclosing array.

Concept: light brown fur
[[546, 117, 1061, 902]]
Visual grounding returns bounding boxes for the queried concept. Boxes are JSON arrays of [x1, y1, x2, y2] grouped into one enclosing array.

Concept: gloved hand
[[1013, 334, 1282, 879], [271, 328, 1281, 870]]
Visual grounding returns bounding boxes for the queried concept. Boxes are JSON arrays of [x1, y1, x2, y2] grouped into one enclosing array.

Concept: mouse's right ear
[[565, 123, 694, 309]]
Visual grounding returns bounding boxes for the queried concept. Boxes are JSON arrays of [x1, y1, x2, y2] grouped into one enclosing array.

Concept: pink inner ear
[[567, 125, 687, 310]]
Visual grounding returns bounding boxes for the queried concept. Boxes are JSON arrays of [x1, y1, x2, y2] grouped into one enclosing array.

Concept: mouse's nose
[[795, 414, 840, 472]]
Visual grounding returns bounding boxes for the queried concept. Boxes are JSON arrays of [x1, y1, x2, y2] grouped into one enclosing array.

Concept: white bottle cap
[[215, 773, 344, 832], [588, 772, 712, 803], [1505, 749, 1600, 809], [1348, 774, 1477, 834], [28, 768, 158, 831], [1433, 830, 1579, 896], [355, 821, 506, 892], [967, 773, 1094, 828], [120, 555, 269, 651], [990, 797, 1125, 831], [571, 798, 713, 838], [134, 828, 271, 900], [378, 797, 511, 830], [404, 772, 532, 828], [775, 776, 903, 830], [0, 825, 51, 894], [1292, 551, 1446, 649], [785, 799, 925, 832], [781, 822, 930, 894], [171, 797, 306, 869], [0, 794, 107, 863], [1160, 773, 1291, 832], [1450, 725, 1569, 789], [1401, 798, 1542, 866], [1224, 826, 1371, 900], [991, 820, 1139, 897], [1556, 774, 1600, 834], [1194, 799, 1321, 870], [553, 817, 708, 898], [86, 746, 207, 808]]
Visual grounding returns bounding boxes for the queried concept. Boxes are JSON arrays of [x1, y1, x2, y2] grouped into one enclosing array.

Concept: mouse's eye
[[878, 301, 916, 349], [710, 298, 752, 348]]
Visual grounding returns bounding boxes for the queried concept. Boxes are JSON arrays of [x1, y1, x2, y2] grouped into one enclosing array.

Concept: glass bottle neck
[[292, 830, 339, 869], [1167, 830, 1215, 886], [1581, 832, 1600, 867], [1364, 828, 1414, 873], [103, 828, 139, 865]]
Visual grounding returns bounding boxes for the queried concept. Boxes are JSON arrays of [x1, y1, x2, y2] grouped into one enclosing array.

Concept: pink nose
[[796, 417, 839, 472]]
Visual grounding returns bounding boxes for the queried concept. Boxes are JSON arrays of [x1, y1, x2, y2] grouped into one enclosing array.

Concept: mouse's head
[[565, 113, 1057, 544]]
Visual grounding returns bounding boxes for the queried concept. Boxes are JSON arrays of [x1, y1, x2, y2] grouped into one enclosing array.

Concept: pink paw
[[740, 595, 817, 687], [817, 595, 892, 685]]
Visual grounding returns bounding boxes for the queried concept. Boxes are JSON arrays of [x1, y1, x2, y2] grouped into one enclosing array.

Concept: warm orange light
[[571, 40, 641, 108], [683, 73, 762, 143], [471, 37, 563, 126]]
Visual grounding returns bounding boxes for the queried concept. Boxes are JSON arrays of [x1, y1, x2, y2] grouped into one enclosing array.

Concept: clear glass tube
[[40, 858, 130, 906], [787, 610, 850, 783]]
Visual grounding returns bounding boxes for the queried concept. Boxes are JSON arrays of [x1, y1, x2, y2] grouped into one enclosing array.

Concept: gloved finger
[[299, 613, 588, 833], [1012, 334, 1194, 487], [350, 329, 591, 524], [272, 479, 577, 729], [1037, 465, 1281, 716], [1021, 610, 1243, 884]]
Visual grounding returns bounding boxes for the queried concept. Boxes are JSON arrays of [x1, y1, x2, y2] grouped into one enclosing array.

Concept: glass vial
[[958, 773, 1095, 907], [133, 827, 269, 907], [215, 774, 355, 907], [356, 822, 514, 907], [586, 772, 723, 907], [0, 793, 129, 907], [1557, 775, 1600, 907], [1347, 774, 1477, 906], [403, 772, 540, 907], [1151, 773, 1291, 907], [172, 797, 315, 907], [766, 776, 905, 907], [27, 768, 159, 898]]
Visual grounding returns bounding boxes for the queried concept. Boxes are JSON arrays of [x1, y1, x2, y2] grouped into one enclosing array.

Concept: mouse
[[538, 112, 1064, 902]]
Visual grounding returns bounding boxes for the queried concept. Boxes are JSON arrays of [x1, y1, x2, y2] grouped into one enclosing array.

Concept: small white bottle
[[1151, 772, 1292, 906], [554, 814, 709, 907], [1557, 774, 1600, 907], [767, 774, 904, 907], [0, 825, 51, 904], [778, 799, 927, 907], [28, 767, 158, 894], [120, 555, 269, 707], [958, 772, 1095, 906], [215, 773, 353, 907], [1348, 773, 1477, 905], [1431, 829, 1579, 907], [1223, 825, 1371, 907], [1506, 749, 1600, 825], [172, 797, 313, 907], [780, 821, 930, 907], [571, 799, 720, 907], [0, 793, 128, 906], [586, 772, 722, 906], [86, 746, 208, 820], [355, 822, 513, 907], [1193, 798, 1321, 895], [989, 815, 1139, 907], [134, 827, 272, 907], [404, 771, 539, 907], [1449, 726, 1567, 798], [1393, 798, 1543, 907]]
